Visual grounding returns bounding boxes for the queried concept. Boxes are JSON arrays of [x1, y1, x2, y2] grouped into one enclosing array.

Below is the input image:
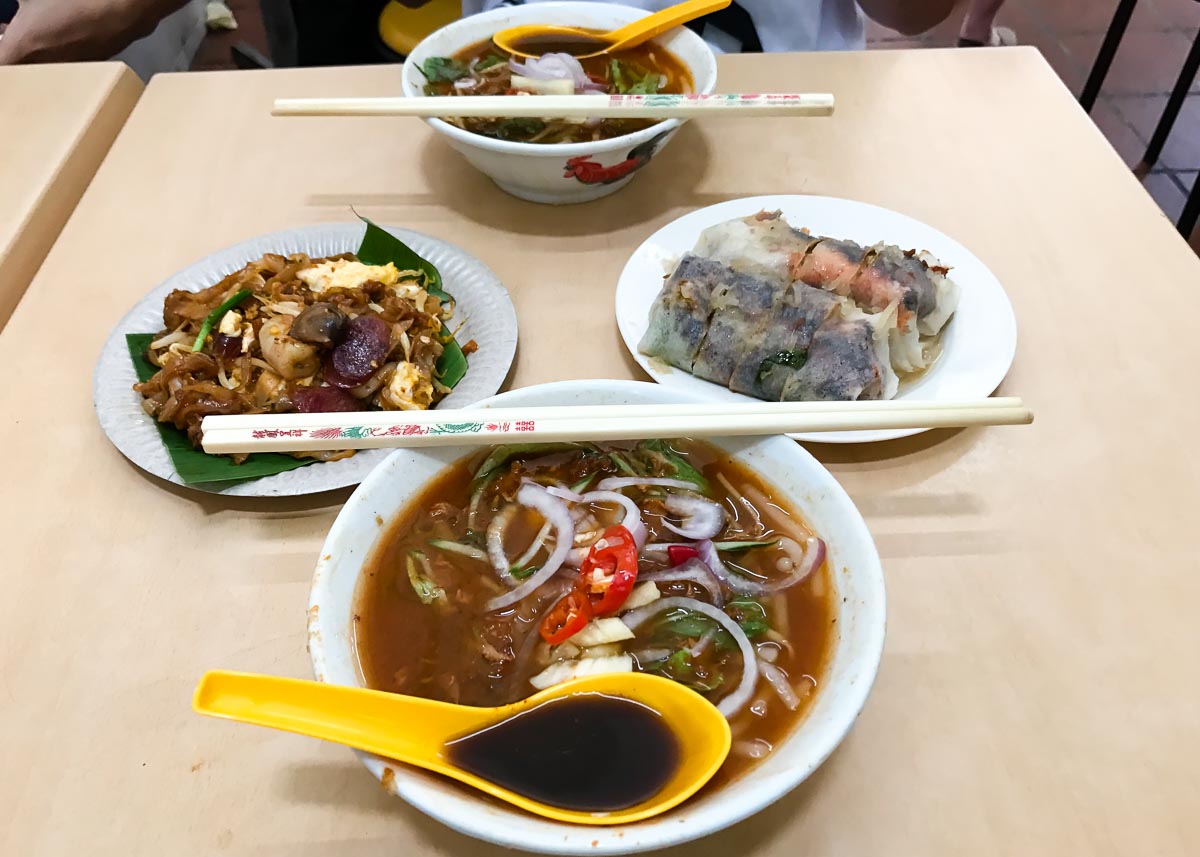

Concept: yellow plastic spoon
[[493, 0, 732, 60], [193, 669, 731, 825]]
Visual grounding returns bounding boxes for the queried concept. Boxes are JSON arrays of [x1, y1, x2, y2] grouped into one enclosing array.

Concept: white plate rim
[[615, 195, 1018, 443], [92, 223, 518, 497]]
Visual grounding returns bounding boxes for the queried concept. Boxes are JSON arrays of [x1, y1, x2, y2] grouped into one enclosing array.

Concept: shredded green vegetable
[[609, 59, 662, 96], [471, 443, 582, 492], [495, 118, 547, 140], [406, 551, 446, 605], [428, 539, 487, 562], [635, 440, 709, 493], [570, 474, 596, 493], [657, 610, 712, 638], [510, 565, 539, 581], [728, 596, 770, 638], [420, 56, 469, 82], [714, 539, 779, 552], [647, 648, 723, 692], [191, 289, 252, 352], [608, 450, 637, 476], [655, 609, 736, 651]]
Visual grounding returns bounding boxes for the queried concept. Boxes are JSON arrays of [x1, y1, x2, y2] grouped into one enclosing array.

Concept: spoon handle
[[193, 670, 486, 768], [605, 0, 733, 50]]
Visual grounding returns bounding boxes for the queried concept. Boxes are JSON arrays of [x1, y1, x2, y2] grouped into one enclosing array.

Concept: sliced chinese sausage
[[213, 332, 243, 359], [293, 384, 361, 413], [324, 315, 391, 388]]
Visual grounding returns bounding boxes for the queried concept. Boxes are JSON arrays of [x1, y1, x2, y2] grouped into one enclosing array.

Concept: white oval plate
[[615, 195, 1018, 444], [93, 224, 518, 497]]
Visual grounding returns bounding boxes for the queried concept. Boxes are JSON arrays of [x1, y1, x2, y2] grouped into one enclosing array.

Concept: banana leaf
[[126, 333, 314, 485], [354, 216, 467, 386]]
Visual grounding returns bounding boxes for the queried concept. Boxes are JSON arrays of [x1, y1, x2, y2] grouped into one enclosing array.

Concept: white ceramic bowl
[[308, 380, 886, 855], [401, 2, 718, 204]]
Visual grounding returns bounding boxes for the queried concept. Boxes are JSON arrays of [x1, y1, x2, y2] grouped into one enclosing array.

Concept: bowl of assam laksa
[[401, 2, 718, 204], [308, 380, 885, 854]]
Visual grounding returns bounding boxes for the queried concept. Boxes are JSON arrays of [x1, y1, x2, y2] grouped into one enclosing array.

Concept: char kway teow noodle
[[640, 210, 961, 401], [134, 253, 476, 463], [419, 34, 692, 144], [356, 439, 835, 784]]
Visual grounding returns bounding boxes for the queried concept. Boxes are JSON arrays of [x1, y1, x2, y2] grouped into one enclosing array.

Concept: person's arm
[[0, 0, 190, 64], [856, 0, 960, 36]]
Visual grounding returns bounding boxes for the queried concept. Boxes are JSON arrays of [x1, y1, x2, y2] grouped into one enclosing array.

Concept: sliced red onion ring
[[508, 52, 590, 91], [621, 596, 758, 718], [758, 659, 801, 710], [544, 483, 647, 549], [545, 485, 585, 503], [580, 489, 646, 548], [595, 477, 701, 492], [697, 537, 826, 596], [512, 520, 552, 571], [661, 493, 725, 540], [689, 626, 719, 658], [506, 578, 574, 695], [486, 504, 518, 585], [641, 559, 725, 606], [632, 647, 673, 664], [486, 483, 575, 611]]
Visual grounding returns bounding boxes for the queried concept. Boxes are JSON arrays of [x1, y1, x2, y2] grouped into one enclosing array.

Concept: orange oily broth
[[424, 35, 694, 143], [446, 35, 694, 93], [354, 440, 836, 790]]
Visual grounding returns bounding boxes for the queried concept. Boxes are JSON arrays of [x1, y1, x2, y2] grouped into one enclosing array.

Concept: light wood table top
[[2, 48, 1198, 856], [0, 63, 142, 331]]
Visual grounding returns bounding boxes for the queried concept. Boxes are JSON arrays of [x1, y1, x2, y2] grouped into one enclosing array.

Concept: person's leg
[[958, 0, 1012, 46]]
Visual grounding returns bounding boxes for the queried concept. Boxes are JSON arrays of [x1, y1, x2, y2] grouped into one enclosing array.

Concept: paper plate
[[615, 195, 1018, 444], [93, 224, 518, 496]]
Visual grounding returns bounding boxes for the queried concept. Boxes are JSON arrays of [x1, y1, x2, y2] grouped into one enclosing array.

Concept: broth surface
[[421, 34, 693, 143], [355, 439, 836, 788]]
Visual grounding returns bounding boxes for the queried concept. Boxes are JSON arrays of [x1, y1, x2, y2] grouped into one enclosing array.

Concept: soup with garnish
[[355, 440, 836, 787], [418, 34, 693, 144]]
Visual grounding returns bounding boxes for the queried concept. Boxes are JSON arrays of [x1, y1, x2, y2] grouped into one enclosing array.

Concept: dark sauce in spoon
[[506, 30, 611, 57], [445, 694, 681, 813]]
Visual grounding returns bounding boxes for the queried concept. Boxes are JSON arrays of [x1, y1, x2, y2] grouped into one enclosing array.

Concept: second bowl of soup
[[401, 2, 718, 204], [309, 379, 886, 854]]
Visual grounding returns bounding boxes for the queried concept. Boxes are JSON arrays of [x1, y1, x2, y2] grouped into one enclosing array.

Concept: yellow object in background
[[378, 0, 462, 57]]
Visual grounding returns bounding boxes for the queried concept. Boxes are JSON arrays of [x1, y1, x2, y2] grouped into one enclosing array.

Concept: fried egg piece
[[382, 361, 434, 411], [297, 259, 402, 293]]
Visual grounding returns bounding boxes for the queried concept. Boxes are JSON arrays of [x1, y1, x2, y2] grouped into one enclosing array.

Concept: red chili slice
[[540, 587, 594, 645], [581, 524, 639, 616], [667, 545, 700, 566]]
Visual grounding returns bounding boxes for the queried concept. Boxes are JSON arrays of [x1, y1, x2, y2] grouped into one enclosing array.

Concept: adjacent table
[[2, 48, 1197, 856], [0, 63, 142, 330]]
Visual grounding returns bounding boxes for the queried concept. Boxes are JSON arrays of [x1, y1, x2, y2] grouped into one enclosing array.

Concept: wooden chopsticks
[[199, 397, 1032, 455]]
